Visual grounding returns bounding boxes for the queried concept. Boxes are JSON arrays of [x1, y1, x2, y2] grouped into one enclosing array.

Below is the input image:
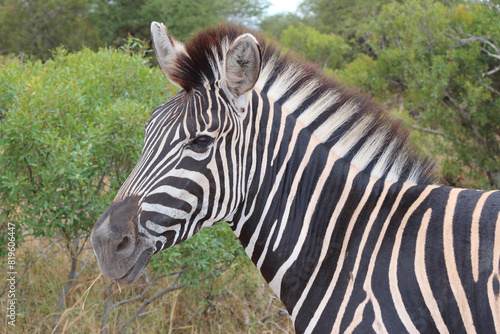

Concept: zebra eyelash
[[185, 135, 214, 152]]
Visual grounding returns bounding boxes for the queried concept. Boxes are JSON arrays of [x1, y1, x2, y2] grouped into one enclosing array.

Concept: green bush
[[338, 1, 500, 189], [0, 0, 101, 61], [0, 46, 169, 245], [280, 23, 350, 70]]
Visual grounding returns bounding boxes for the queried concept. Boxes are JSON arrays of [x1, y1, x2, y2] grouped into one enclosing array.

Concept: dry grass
[[1, 236, 293, 333]]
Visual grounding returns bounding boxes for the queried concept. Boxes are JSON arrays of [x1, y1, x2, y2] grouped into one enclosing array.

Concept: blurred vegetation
[[352, 0, 500, 189], [0, 41, 167, 328], [280, 23, 349, 70], [262, 0, 500, 190], [0, 0, 101, 60], [0, 0, 271, 60], [90, 0, 270, 44], [0, 0, 499, 332], [349, 1, 500, 190]]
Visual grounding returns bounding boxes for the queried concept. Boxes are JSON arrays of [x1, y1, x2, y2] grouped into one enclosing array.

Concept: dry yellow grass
[[1, 236, 293, 333]]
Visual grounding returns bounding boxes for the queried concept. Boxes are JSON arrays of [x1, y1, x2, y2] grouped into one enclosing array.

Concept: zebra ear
[[223, 34, 262, 99], [150, 21, 186, 86]]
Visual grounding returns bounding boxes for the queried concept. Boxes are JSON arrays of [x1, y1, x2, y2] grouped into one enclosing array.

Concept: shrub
[[0, 46, 169, 245], [338, 1, 500, 189]]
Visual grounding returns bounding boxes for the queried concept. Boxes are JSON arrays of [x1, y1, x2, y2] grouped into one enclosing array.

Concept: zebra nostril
[[116, 235, 131, 252]]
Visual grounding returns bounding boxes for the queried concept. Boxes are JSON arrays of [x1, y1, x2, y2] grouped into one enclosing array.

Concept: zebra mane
[[171, 24, 435, 184]]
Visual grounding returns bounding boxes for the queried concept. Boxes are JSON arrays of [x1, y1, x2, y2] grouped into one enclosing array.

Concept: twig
[[455, 34, 493, 47], [138, 309, 161, 317], [482, 2, 500, 13], [485, 84, 500, 96], [76, 233, 90, 257], [408, 124, 447, 137], [117, 264, 232, 333], [259, 309, 290, 334], [451, 27, 500, 70], [101, 283, 113, 334], [0, 237, 60, 298], [266, 321, 289, 334], [109, 274, 169, 309], [95, 163, 109, 194], [118, 272, 185, 334], [52, 236, 83, 332], [444, 92, 485, 146], [479, 46, 500, 61], [482, 64, 500, 77], [388, 111, 451, 139], [168, 291, 178, 334]]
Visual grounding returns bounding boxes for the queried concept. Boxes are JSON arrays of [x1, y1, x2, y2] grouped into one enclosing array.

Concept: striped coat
[[91, 23, 500, 333]]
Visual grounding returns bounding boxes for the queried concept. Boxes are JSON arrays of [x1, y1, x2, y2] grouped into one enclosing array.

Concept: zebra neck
[[238, 163, 391, 299], [231, 110, 408, 308]]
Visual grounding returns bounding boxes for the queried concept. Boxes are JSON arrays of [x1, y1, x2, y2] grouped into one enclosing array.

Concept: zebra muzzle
[[91, 197, 156, 284]]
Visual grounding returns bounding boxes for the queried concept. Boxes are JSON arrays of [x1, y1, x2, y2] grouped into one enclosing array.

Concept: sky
[[267, 0, 301, 15]]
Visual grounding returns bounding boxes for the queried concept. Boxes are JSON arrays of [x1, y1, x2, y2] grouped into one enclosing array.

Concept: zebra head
[[91, 22, 262, 284]]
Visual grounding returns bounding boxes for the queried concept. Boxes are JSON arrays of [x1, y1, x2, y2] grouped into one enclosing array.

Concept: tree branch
[[118, 272, 185, 334], [485, 84, 500, 96], [480, 46, 500, 61], [452, 27, 500, 64], [389, 111, 452, 139], [482, 64, 500, 77], [482, 2, 500, 13], [109, 273, 170, 309], [117, 264, 232, 333]]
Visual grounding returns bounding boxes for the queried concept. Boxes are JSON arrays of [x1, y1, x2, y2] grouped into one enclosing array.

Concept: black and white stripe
[[92, 23, 500, 333]]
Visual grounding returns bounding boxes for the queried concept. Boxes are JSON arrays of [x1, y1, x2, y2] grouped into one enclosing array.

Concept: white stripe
[[487, 210, 500, 333], [329, 178, 378, 333], [389, 185, 438, 333], [265, 154, 335, 287], [282, 80, 320, 113], [244, 124, 304, 259], [271, 139, 317, 252], [371, 140, 397, 179], [471, 191, 494, 283], [268, 67, 304, 101], [386, 152, 407, 182], [148, 185, 198, 210], [313, 101, 358, 143], [142, 203, 189, 220], [414, 208, 450, 334], [336, 180, 394, 334], [145, 220, 182, 235], [442, 188, 477, 333], [297, 91, 340, 127], [234, 92, 270, 236], [255, 59, 275, 90], [256, 220, 278, 269], [331, 115, 374, 156], [291, 167, 356, 324], [351, 131, 387, 171]]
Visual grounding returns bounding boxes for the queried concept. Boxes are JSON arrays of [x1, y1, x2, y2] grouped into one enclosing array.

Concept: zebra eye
[[190, 135, 213, 150]]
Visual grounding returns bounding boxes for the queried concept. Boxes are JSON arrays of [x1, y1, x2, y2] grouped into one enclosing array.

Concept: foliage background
[[0, 0, 499, 333]]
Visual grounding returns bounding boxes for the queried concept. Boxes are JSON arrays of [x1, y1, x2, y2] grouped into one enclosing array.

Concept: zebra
[[91, 22, 500, 333]]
